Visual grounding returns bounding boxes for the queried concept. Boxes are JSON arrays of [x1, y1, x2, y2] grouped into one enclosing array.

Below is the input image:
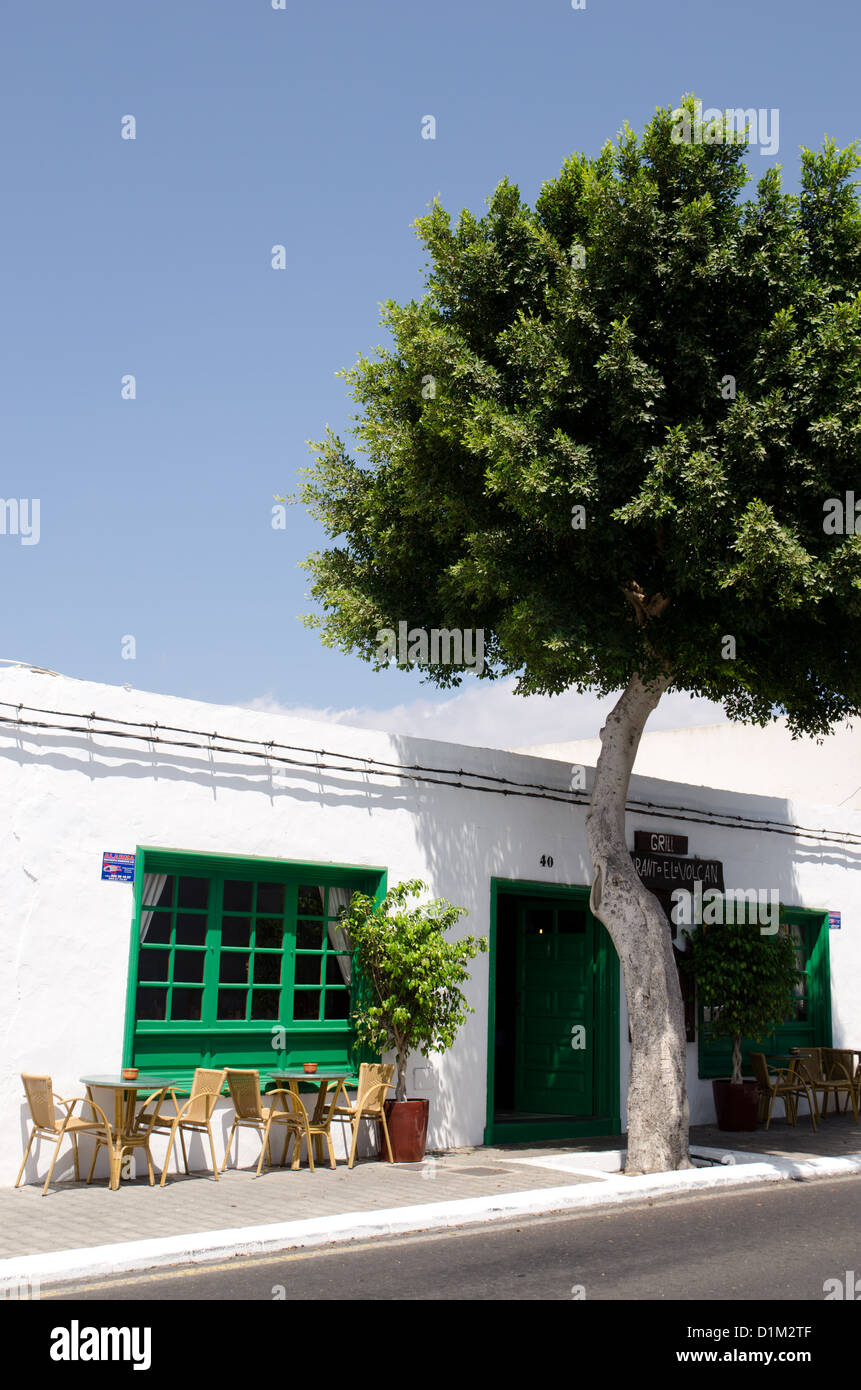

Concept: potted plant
[[683, 914, 802, 1130], [340, 879, 488, 1161]]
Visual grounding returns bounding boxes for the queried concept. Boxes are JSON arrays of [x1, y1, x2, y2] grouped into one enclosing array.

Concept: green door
[[514, 900, 595, 1116]]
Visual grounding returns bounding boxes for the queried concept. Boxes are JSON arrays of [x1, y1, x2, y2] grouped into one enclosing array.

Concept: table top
[[81, 1074, 177, 1090], [268, 1069, 353, 1081]]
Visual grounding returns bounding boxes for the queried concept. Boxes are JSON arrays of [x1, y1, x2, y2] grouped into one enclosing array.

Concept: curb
[[4, 1151, 861, 1288]]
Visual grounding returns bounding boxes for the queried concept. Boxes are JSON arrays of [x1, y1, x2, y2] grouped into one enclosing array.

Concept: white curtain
[[327, 886, 353, 985], [140, 874, 168, 943]]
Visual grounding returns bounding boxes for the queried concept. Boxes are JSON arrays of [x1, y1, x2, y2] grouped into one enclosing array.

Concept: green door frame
[[484, 877, 621, 1145]]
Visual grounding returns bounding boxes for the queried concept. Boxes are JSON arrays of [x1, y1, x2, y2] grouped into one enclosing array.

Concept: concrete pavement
[[2, 1114, 860, 1289]]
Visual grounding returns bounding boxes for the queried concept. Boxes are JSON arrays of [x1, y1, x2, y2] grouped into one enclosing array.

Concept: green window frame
[[123, 848, 386, 1087], [697, 906, 832, 1079]]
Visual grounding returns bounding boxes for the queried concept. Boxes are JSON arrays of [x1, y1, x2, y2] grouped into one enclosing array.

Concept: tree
[[342, 879, 488, 1101], [295, 96, 861, 1172], [683, 918, 801, 1086]]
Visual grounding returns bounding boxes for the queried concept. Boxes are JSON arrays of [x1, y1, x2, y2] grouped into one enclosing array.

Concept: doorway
[[485, 879, 620, 1145]]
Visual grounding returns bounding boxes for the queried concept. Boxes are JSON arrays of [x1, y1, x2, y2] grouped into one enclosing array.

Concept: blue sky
[[2, 0, 858, 747]]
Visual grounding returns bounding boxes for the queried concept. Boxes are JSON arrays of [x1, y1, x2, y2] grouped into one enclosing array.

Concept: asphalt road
[[45, 1173, 861, 1302]]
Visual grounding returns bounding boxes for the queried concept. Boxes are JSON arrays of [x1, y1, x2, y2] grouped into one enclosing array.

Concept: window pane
[[136, 986, 167, 1020], [222, 917, 251, 949], [220, 952, 250, 984], [324, 990, 350, 1020], [175, 913, 206, 947], [224, 880, 253, 912], [297, 919, 323, 950], [173, 951, 205, 984], [254, 954, 281, 985], [143, 875, 173, 908], [250, 989, 280, 1020], [142, 912, 172, 946], [257, 882, 285, 914], [295, 954, 322, 985], [178, 876, 209, 909], [170, 988, 203, 1021], [217, 989, 247, 1020], [298, 886, 324, 916], [293, 990, 321, 1021], [139, 948, 170, 982], [256, 917, 284, 950], [325, 954, 349, 985]]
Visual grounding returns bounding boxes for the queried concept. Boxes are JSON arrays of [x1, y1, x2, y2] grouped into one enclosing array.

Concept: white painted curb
[[3, 1151, 861, 1288]]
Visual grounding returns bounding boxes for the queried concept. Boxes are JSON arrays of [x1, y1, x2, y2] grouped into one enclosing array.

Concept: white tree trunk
[[586, 671, 692, 1173]]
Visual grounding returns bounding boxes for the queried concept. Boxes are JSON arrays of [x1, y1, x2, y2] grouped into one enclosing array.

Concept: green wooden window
[[124, 849, 385, 1084], [697, 906, 832, 1079]]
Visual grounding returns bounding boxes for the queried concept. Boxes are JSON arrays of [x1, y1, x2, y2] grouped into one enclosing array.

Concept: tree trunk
[[586, 671, 692, 1173], [731, 1035, 743, 1087], [395, 1043, 408, 1101]]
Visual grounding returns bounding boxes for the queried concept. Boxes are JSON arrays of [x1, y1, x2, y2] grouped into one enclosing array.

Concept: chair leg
[[305, 1128, 315, 1173], [160, 1124, 178, 1187], [179, 1128, 189, 1175], [326, 1133, 336, 1169], [144, 1145, 155, 1187], [72, 1134, 80, 1182], [219, 1120, 238, 1173], [42, 1134, 66, 1196], [379, 1112, 394, 1163], [207, 1124, 220, 1181], [348, 1118, 361, 1169], [279, 1124, 291, 1168], [86, 1138, 101, 1184], [14, 1129, 37, 1188], [257, 1122, 272, 1177]]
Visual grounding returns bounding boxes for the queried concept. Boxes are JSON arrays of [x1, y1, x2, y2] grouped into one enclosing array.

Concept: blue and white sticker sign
[[102, 852, 135, 883], [828, 911, 841, 931]]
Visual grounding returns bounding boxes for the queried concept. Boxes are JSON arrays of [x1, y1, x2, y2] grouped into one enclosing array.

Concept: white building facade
[[2, 667, 859, 1184]]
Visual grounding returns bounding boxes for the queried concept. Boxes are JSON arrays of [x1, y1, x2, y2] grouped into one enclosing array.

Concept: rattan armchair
[[219, 1069, 312, 1177], [793, 1047, 859, 1122], [15, 1073, 113, 1196], [749, 1053, 817, 1131], [330, 1063, 396, 1168], [133, 1068, 227, 1186], [822, 1049, 861, 1120]]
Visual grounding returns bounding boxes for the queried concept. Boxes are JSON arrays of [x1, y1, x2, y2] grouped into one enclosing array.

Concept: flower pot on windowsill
[[712, 1079, 760, 1131], [379, 1098, 430, 1162]]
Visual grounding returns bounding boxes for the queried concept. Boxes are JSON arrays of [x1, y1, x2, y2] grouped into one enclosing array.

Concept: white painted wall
[[1, 667, 859, 1183], [516, 716, 861, 810]]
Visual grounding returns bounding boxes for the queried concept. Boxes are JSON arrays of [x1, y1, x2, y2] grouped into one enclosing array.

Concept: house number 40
[[540, 854, 554, 867]]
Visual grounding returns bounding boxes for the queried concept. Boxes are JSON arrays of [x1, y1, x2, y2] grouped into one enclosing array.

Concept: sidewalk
[[2, 1115, 860, 1288]]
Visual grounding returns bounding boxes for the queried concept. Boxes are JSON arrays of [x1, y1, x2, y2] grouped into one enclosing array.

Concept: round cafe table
[[80, 1075, 177, 1190]]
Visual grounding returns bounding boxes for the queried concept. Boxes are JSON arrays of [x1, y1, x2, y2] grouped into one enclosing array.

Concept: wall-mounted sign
[[828, 911, 841, 930], [631, 851, 724, 892], [101, 852, 135, 883], [634, 830, 689, 856]]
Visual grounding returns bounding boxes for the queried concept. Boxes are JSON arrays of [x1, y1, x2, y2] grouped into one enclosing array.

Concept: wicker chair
[[219, 1069, 312, 1177], [330, 1063, 396, 1168], [793, 1047, 859, 1122], [749, 1053, 817, 1131], [15, 1073, 113, 1196], [133, 1068, 227, 1186], [822, 1049, 861, 1120]]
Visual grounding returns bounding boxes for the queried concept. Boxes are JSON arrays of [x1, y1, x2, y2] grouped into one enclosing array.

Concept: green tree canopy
[[299, 97, 861, 733]]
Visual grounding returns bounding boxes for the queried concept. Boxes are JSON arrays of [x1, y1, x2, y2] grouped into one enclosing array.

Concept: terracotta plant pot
[[712, 1079, 760, 1131], [122, 1068, 138, 1080], [380, 1098, 430, 1162], [303, 1063, 318, 1074]]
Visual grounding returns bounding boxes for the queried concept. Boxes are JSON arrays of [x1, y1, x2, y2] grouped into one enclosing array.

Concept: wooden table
[[81, 1075, 176, 1190], [268, 1071, 354, 1166]]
